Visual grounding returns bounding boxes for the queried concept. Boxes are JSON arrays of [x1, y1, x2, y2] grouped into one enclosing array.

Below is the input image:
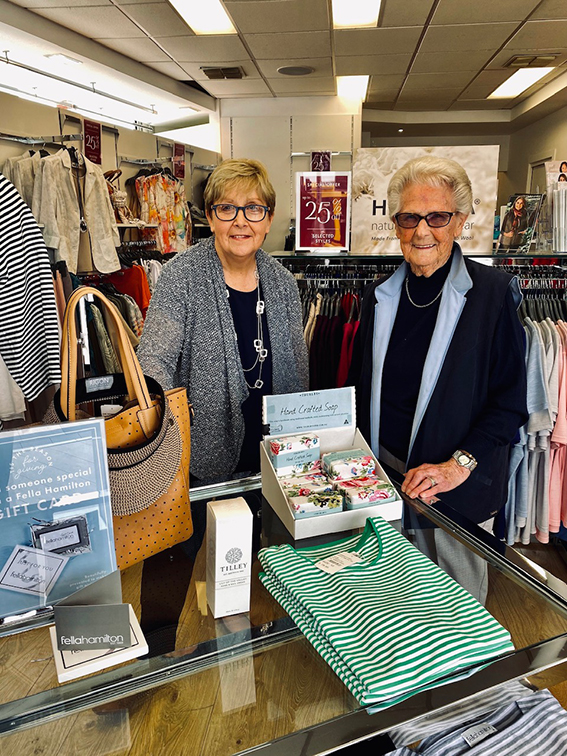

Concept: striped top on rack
[[259, 517, 514, 709], [0, 174, 60, 402]]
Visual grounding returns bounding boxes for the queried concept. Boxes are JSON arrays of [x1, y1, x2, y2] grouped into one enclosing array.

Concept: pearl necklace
[[405, 276, 444, 309], [226, 268, 267, 390]]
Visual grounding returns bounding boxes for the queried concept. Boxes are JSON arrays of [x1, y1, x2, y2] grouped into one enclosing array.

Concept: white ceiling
[[2, 0, 567, 135]]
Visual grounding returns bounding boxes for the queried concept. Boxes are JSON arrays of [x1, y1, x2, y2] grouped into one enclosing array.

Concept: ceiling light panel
[[167, 0, 237, 35], [337, 75, 369, 100], [488, 67, 554, 98], [332, 0, 381, 29]]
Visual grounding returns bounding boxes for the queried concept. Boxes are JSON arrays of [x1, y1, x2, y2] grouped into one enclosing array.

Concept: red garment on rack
[[107, 264, 151, 317]]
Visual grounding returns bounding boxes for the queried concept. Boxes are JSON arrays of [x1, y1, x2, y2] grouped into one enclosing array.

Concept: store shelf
[[116, 223, 158, 229]]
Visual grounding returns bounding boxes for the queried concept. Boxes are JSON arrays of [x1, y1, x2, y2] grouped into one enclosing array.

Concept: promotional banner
[[83, 119, 102, 165], [0, 419, 116, 621], [351, 146, 500, 255], [173, 142, 185, 179], [296, 171, 351, 252], [310, 151, 332, 172]]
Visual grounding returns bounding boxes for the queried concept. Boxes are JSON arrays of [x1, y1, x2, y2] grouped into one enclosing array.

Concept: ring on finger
[[428, 476, 436, 488]]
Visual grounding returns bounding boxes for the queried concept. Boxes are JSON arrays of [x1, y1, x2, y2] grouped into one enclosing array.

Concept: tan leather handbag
[[44, 286, 193, 570]]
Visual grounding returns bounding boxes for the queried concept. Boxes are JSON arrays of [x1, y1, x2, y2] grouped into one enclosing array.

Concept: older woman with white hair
[[350, 155, 528, 601]]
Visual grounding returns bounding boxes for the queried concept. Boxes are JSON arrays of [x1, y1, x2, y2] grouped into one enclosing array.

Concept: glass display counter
[[2, 474, 567, 755]]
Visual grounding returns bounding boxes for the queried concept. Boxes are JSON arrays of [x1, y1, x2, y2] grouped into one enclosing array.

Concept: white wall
[[220, 96, 362, 252]]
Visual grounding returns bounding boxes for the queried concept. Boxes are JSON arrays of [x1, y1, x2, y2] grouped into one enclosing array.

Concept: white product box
[[261, 388, 402, 540], [206, 497, 253, 619]]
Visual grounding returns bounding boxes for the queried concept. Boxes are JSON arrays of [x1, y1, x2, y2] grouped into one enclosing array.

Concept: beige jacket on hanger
[[34, 149, 120, 274]]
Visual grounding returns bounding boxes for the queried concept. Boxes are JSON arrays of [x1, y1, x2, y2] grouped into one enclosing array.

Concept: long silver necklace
[[226, 268, 267, 389], [405, 276, 443, 309]]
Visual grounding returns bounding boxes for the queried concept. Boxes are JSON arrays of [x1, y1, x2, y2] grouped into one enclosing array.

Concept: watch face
[[457, 454, 470, 466]]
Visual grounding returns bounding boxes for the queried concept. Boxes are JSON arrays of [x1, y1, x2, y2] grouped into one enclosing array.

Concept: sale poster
[[173, 143, 185, 179], [83, 119, 102, 165], [296, 172, 351, 252]]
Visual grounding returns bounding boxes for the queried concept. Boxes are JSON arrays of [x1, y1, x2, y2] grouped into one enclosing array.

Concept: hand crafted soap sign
[[296, 172, 351, 252], [0, 420, 116, 621]]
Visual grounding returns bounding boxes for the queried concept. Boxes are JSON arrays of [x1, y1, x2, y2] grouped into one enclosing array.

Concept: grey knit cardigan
[[137, 236, 309, 482]]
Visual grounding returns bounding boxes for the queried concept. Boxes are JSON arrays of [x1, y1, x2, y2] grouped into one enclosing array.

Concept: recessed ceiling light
[[337, 75, 369, 101], [398, 128, 404, 133], [488, 67, 553, 98], [332, 0, 381, 29], [167, 0, 236, 35], [277, 66, 315, 76], [44, 53, 82, 66]]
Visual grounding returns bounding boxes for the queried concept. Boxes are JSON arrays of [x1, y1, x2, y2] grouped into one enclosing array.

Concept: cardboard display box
[[261, 388, 402, 540]]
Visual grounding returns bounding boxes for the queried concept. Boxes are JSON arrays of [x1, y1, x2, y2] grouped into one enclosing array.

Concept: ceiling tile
[[432, 0, 540, 25], [335, 54, 412, 76], [246, 31, 330, 59], [268, 77, 335, 94], [365, 92, 397, 103], [155, 35, 249, 62], [532, 0, 567, 20], [226, 0, 329, 34], [143, 60, 188, 79], [403, 71, 473, 91], [256, 58, 333, 78], [368, 74, 406, 92], [180, 60, 260, 81], [335, 27, 422, 56], [96, 36, 171, 61], [381, 0, 435, 28], [459, 70, 516, 99], [411, 50, 493, 73], [118, 3, 191, 37], [8, 0, 111, 5], [199, 79, 271, 96], [504, 19, 567, 50], [32, 5, 145, 37], [452, 98, 513, 109], [420, 23, 517, 53]]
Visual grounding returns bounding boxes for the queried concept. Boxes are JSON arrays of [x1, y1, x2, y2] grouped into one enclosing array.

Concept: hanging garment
[[259, 517, 514, 710], [34, 149, 120, 274], [0, 174, 61, 401], [0, 354, 26, 421], [107, 265, 152, 318]]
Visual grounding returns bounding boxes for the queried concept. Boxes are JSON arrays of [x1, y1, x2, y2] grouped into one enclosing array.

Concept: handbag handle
[[60, 286, 158, 437]]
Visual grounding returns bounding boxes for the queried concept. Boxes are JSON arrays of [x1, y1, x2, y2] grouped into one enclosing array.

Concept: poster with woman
[[497, 194, 544, 253]]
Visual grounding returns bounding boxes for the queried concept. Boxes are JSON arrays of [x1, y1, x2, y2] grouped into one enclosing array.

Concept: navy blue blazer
[[350, 246, 528, 523]]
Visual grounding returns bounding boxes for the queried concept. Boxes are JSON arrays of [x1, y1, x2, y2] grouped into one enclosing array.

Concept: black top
[[380, 252, 453, 461], [227, 284, 273, 474], [348, 245, 528, 523]]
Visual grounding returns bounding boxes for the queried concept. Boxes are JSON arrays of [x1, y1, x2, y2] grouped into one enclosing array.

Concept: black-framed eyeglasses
[[394, 212, 456, 229], [211, 203, 270, 222]]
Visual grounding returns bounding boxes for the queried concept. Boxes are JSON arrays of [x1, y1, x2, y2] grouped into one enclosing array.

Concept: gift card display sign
[[0, 419, 116, 622]]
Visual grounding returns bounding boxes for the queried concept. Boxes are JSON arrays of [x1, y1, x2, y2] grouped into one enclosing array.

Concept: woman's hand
[[401, 458, 470, 502]]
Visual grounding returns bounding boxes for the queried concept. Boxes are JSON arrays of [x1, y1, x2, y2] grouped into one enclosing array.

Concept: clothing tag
[[100, 404, 123, 419], [85, 376, 115, 393], [315, 551, 363, 574], [461, 722, 498, 747]]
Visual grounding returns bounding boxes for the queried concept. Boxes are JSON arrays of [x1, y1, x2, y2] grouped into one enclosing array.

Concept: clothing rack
[[118, 156, 172, 166], [0, 131, 83, 146]]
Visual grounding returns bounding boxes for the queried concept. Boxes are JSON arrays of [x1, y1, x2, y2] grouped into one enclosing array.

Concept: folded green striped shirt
[[259, 517, 514, 709]]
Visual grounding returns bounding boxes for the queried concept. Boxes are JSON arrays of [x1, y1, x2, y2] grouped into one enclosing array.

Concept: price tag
[[315, 551, 363, 574]]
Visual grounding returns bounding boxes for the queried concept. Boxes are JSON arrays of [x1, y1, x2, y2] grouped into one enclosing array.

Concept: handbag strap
[[60, 286, 158, 437]]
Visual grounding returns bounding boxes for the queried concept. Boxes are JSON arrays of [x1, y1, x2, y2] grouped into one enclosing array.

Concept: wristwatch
[[451, 449, 477, 471]]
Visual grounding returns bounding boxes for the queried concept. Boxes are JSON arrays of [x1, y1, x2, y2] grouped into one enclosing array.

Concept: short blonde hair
[[387, 155, 473, 217], [204, 158, 276, 216]]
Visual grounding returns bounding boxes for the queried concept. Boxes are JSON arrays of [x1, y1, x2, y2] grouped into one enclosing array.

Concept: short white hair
[[387, 155, 473, 218]]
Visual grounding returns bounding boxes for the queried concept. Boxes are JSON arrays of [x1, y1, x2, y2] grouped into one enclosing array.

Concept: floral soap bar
[[322, 449, 376, 481], [281, 476, 333, 498], [288, 492, 343, 519], [268, 434, 320, 477], [335, 476, 397, 509]]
